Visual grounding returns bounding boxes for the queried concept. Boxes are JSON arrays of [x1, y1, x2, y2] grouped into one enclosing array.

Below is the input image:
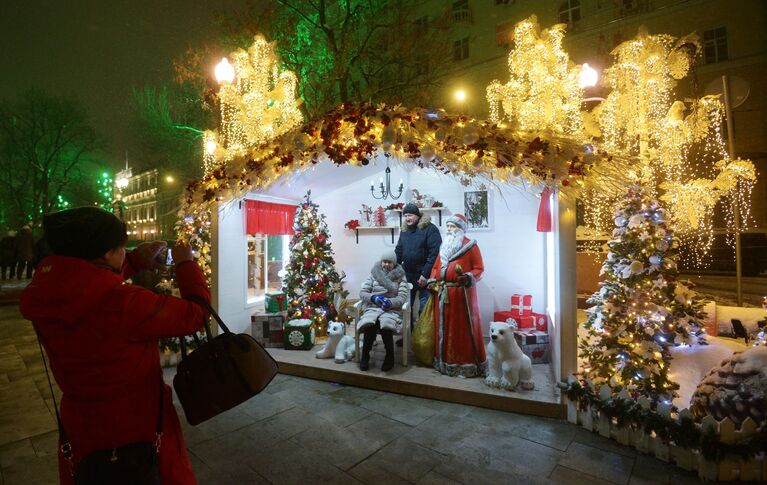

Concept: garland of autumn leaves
[[176, 102, 620, 270]]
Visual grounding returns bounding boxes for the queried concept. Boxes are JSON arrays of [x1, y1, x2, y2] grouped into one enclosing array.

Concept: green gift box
[[265, 291, 287, 313], [284, 319, 315, 350]]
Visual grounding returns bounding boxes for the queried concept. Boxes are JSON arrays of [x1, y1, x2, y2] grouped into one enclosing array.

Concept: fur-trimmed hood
[[400, 213, 432, 232], [370, 262, 405, 293]]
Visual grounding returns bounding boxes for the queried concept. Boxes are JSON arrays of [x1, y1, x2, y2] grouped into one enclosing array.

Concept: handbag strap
[[179, 296, 231, 359], [34, 324, 74, 473], [33, 323, 165, 472]]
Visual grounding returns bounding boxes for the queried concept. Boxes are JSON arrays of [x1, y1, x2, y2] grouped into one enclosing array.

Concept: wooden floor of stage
[[267, 343, 564, 419]]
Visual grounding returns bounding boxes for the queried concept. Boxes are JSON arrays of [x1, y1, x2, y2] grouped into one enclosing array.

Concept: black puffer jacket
[[394, 214, 442, 284]]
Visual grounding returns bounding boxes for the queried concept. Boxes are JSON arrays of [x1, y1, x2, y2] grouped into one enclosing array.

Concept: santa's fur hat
[[445, 213, 468, 232]]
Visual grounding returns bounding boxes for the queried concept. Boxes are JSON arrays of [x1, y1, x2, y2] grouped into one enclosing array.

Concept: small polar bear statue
[[315, 321, 355, 363], [485, 321, 534, 391]]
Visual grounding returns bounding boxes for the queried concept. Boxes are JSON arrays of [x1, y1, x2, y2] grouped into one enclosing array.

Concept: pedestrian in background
[[0, 230, 17, 280], [15, 225, 35, 279]]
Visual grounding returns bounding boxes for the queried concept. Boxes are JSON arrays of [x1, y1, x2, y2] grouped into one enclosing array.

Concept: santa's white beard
[[440, 229, 465, 267]]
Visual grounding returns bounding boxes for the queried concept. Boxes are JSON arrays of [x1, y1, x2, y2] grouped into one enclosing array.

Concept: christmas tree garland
[[559, 379, 767, 461]]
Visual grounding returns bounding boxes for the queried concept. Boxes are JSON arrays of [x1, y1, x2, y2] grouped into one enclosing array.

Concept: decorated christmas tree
[[284, 191, 348, 336], [580, 185, 707, 402]]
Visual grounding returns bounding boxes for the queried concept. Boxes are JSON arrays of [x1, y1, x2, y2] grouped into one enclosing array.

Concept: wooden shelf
[[389, 207, 448, 226], [354, 226, 397, 244]]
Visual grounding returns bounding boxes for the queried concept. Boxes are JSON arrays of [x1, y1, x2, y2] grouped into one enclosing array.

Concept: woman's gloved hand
[[380, 298, 392, 310]]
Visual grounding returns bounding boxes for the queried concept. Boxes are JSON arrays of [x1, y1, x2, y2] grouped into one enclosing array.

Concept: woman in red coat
[[430, 214, 487, 378], [20, 207, 208, 485]]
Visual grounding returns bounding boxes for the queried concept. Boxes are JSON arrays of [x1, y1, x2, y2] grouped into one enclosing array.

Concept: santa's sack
[[173, 300, 278, 426], [412, 294, 435, 367]]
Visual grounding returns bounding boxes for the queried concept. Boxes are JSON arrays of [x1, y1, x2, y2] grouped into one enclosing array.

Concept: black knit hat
[[403, 203, 421, 217], [43, 207, 127, 260]]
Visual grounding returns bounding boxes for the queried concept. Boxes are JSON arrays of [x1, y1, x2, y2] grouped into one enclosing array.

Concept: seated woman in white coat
[[358, 251, 410, 371]]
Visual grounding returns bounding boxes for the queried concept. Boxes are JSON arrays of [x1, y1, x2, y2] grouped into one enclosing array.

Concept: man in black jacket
[[395, 203, 441, 339]]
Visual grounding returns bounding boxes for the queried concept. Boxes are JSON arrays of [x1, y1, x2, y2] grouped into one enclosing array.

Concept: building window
[[559, 0, 581, 25], [704, 27, 728, 64], [247, 235, 289, 301], [496, 21, 514, 48], [452, 0, 471, 22], [453, 37, 469, 61]]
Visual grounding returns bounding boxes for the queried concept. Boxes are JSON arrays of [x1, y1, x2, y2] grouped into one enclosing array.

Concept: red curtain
[[536, 187, 553, 233], [245, 200, 296, 235]]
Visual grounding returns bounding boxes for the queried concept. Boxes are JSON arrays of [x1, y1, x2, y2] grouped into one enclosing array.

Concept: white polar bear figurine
[[485, 321, 534, 391], [315, 321, 355, 363]]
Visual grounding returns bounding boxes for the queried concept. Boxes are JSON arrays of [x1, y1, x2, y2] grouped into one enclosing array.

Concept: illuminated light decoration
[[487, 15, 584, 135], [579, 30, 757, 267], [210, 35, 303, 172]]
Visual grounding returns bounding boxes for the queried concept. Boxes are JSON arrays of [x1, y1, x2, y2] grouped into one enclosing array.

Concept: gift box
[[518, 343, 550, 364], [265, 291, 287, 313], [251, 311, 287, 347], [493, 311, 516, 323], [284, 319, 315, 350], [513, 329, 549, 345], [510, 294, 533, 316]]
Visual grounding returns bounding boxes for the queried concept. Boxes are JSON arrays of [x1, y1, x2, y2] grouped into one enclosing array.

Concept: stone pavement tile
[[405, 413, 487, 455], [433, 456, 555, 485], [347, 412, 412, 449], [190, 422, 281, 465], [550, 465, 615, 484], [311, 399, 372, 428], [572, 428, 638, 458], [30, 431, 57, 457], [360, 392, 438, 426], [348, 460, 412, 485], [0, 375, 8, 385], [290, 419, 380, 471], [178, 406, 256, 447], [1, 454, 58, 485], [442, 430, 563, 478], [360, 436, 446, 483], [328, 385, 384, 405], [405, 396, 472, 418], [559, 441, 635, 485], [237, 391, 296, 422], [0, 346, 25, 375], [0, 410, 55, 448], [245, 439, 363, 485], [0, 439, 35, 469], [490, 413, 578, 452], [628, 454, 702, 484], [193, 457, 270, 485], [417, 470, 462, 485]]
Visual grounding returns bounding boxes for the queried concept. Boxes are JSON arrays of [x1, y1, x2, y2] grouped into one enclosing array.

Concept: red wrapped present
[[493, 311, 516, 323], [510, 294, 533, 316], [514, 312, 548, 331]]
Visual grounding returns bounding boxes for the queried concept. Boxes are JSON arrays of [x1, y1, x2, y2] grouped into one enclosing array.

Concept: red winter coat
[[20, 252, 209, 485]]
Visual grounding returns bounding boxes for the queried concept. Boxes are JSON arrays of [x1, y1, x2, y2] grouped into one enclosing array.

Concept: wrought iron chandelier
[[370, 155, 403, 200]]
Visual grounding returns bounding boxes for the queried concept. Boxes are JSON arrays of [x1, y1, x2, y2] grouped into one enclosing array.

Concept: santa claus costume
[[430, 214, 486, 377]]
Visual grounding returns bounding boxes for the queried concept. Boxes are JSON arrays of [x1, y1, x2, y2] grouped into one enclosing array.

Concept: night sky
[[0, 0, 249, 169]]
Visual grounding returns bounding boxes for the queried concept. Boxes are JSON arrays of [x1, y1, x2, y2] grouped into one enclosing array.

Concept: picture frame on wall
[[463, 190, 491, 230]]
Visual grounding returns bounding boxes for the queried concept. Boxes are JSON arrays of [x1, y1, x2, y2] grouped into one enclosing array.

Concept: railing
[[564, 382, 767, 481]]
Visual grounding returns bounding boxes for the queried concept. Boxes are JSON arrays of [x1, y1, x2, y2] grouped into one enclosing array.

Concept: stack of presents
[[493, 294, 550, 364], [250, 291, 316, 350]]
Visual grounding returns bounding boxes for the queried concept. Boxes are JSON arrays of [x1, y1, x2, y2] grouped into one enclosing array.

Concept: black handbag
[[173, 300, 279, 425], [34, 326, 163, 485]]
